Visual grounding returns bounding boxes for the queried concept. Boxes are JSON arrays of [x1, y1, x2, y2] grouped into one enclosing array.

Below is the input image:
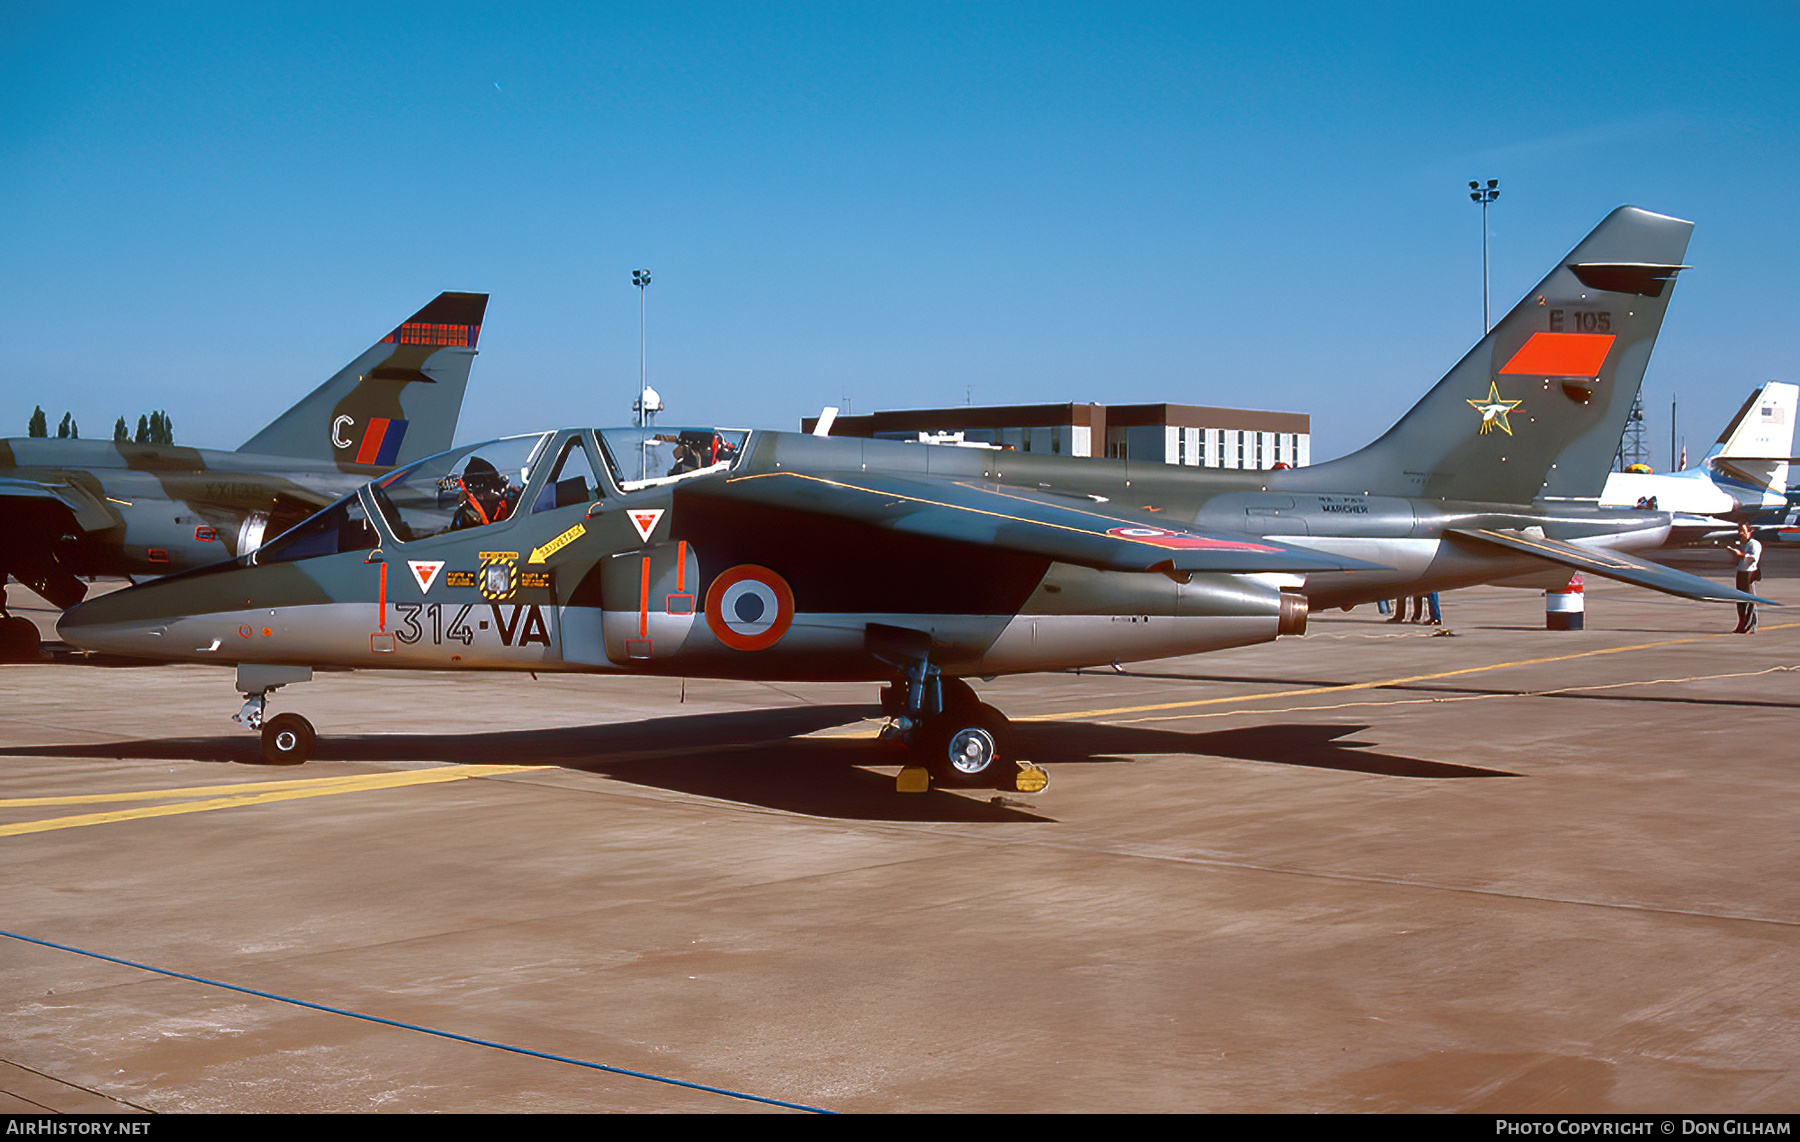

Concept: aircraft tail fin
[[1705, 382, 1798, 506], [1285, 207, 1693, 504], [237, 292, 488, 470]]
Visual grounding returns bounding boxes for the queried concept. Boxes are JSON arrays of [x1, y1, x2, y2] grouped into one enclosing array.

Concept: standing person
[[1728, 522, 1763, 633], [1425, 592, 1442, 626]]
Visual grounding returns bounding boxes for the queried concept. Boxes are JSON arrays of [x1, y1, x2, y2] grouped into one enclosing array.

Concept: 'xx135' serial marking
[[392, 603, 552, 648]]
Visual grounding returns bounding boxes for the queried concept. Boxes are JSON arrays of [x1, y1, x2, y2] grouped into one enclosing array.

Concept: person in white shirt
[[1727, 522, 1763, 634]]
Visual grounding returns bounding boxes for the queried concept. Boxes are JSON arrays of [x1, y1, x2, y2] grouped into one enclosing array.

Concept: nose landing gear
[[233, 664, 317, 764]]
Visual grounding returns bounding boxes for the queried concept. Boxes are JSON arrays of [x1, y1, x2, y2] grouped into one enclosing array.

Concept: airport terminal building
[[802, 401, 1311, 469]]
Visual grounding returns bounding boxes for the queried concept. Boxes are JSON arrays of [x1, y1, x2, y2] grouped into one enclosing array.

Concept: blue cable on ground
[[2, 928, 832, 1114]]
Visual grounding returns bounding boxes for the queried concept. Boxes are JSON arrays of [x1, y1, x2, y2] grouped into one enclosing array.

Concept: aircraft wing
[[1445, 527, 1775, 605], [695, 470, 1389, 575], [0, 474, 121, 532]]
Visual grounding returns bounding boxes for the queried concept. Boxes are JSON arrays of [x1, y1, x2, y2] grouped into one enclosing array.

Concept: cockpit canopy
[[371, 433, 550, 545], [251, 426, 749, 565], [601, 426, 744, 488]]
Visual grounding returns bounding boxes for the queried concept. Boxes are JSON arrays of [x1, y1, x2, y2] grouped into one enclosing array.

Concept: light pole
[[631, 268, 652, 427], [1671, 392, 1679, 471], [1469, 179, 1500, 332]]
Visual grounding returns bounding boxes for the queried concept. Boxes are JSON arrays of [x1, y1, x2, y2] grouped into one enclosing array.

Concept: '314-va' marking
[[391, 603, 552, 647]]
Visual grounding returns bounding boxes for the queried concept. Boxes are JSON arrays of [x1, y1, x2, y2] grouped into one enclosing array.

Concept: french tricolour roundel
[[1104, 525, 1279, 552], [704, 565, 795, 651]]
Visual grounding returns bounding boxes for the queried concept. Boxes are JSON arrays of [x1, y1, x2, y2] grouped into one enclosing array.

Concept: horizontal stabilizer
[[1446, 527, 1774, 605], [699, 471, 1390, 575]]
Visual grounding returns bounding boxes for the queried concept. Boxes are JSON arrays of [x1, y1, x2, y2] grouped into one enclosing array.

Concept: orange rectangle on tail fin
[[1499, 332, 1614, 378]]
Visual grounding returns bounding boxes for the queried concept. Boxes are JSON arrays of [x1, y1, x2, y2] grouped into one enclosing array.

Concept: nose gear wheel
[[260, 712, 316, 765]]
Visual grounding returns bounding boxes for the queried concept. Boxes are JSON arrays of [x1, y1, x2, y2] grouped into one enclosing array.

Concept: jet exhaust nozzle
[[1278, 590, 1308, 637]]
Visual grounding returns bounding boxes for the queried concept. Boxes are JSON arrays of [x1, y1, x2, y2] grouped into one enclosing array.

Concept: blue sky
[[5, 2, 1797, 464]]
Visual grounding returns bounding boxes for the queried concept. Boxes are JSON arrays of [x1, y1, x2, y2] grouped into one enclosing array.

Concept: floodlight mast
[[1469, 179, 1500, 333]]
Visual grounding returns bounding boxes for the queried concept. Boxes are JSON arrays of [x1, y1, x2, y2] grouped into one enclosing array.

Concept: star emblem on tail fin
[[1468, 381, 1524, 436]]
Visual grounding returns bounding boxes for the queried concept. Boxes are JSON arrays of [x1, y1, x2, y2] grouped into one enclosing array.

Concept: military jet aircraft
[[0, 292, 487, 659], [58, 207, 1768, 791]]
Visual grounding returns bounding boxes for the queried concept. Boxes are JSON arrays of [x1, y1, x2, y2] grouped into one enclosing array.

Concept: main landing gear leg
[[877, 661, 1045, 793], [232, 664, 316, 764]]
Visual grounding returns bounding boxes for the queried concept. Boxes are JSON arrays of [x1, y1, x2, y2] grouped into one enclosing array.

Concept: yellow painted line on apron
[[0, 765, 533, 838], [1028, 622, 1800, 723], [0, 765, 529, 808]]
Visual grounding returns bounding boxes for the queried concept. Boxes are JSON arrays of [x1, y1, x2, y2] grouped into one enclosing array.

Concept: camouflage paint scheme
[[0, 293, 487, 613], [60, 209, 1768, 786]]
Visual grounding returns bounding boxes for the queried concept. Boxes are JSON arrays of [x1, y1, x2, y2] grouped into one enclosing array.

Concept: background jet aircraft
[[0, 292, 487, 659], [60, 207, 1768, 793], [1599, 380, 1798, 541]]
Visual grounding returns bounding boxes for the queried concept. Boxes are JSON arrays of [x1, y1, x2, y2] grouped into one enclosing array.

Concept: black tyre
[[918, 703, 1014, 788], [0, 616, 41, 662], [260, 712, 316, 765]]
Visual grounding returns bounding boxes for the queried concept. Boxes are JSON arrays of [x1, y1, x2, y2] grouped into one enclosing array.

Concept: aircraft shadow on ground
[[1, 704, 1510, 821], [1012, 721, 1515, 780], [0, 705, 1048, 823]]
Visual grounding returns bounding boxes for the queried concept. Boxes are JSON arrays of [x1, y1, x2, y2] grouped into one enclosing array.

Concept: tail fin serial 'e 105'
[[1294, 207, 1693, 505], [236, 292, 489, 471]]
